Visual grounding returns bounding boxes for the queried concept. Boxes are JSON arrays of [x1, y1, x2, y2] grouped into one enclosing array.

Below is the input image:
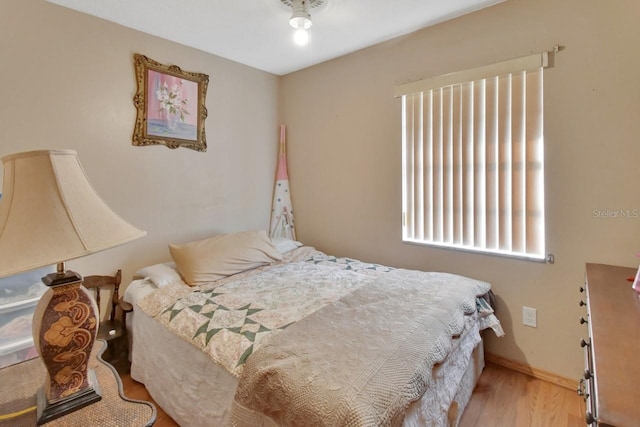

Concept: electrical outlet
[[523, 306, 537, 328]]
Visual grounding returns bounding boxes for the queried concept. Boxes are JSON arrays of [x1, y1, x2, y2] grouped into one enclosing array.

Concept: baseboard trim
[[485, 352, 577, 391]]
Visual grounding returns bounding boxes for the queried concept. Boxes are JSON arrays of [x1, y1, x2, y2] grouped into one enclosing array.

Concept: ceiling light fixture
[[281, 0, 325, 46]]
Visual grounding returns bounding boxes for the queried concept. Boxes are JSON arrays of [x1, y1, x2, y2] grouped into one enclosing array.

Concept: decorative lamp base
[[36, 368, 102, 425], [33, 265, 101, 424]]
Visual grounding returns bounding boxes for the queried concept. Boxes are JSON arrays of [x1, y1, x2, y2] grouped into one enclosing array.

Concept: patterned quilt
[[138, 248, 396, 377], [138, 248, 501, 382]]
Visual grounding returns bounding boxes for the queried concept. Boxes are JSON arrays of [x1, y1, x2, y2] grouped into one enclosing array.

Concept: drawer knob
[[580, 286, 585, 293], [579, 300, 586, 307], [580, 317, 588, 325], [577, 378, 586, 397], [584, 369, 592, 380], [580, 338, 590, 348], [586, 411, 595, 424]]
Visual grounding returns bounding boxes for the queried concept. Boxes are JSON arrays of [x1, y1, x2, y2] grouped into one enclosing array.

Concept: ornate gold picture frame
[[132, 54, 209, 152]]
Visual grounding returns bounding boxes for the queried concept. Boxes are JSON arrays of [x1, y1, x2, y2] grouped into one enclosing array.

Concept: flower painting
[[157, 81, 189, 124], [147, 71, 197, 139], [133, 54, 209, 151]]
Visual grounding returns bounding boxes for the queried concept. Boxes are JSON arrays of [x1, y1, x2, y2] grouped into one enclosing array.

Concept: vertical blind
[[396, 53, 547, 260]]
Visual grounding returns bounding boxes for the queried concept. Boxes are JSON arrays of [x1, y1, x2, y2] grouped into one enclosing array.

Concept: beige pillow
[[169, 230, 282, 286]]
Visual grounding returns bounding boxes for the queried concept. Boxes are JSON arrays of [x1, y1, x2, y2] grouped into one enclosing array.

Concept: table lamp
[[0, 149, 146, 424]]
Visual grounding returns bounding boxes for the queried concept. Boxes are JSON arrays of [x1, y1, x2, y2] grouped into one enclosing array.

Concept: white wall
[[281, 0, 640, 380], [0, 1, 280, 281], [4, 0, 638, 382]]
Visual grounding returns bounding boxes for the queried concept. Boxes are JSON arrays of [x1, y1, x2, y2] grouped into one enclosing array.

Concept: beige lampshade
[[0, 149, 146, 278]]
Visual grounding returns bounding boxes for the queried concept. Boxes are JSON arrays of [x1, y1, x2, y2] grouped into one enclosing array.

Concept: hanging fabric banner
[[269, 125, 296, 240]]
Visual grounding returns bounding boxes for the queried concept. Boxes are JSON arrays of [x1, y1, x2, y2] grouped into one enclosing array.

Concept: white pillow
[[135, 263, 182, 288], [271, 237, 303, 253]]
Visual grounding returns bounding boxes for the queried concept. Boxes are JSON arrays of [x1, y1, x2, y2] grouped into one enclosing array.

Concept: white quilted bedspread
[[136, 248, 500, 426], [230, 267, 490, 426]]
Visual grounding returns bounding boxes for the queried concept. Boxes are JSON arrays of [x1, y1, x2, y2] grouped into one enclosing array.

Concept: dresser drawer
[[578, 337, 595, 425], [578, 282, 596, 425], [581, 263, 640, 426]]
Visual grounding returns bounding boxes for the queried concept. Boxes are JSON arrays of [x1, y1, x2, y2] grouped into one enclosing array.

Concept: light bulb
[[293, 28, 309, 46], [290, 16, 312, 30]]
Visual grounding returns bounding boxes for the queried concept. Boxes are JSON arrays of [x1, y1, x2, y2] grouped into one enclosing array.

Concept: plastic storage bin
[[0, 266, 53, 368]]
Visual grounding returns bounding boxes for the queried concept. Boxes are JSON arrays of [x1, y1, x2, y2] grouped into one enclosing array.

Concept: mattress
[[125, 248, 501, 426]]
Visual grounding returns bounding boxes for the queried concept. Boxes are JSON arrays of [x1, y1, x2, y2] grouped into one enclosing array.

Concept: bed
[[124, 231, 503, 426]]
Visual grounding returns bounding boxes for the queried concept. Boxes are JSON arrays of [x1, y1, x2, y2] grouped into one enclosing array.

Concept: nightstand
[[84, 270, 133, 374], [0, 340, 156, 426]]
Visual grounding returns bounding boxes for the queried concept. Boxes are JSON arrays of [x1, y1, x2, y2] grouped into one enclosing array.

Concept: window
[[395, 53, 547, 260]]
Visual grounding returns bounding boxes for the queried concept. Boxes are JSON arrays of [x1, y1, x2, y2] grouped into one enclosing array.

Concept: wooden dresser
[[580, 263, 640, 426]]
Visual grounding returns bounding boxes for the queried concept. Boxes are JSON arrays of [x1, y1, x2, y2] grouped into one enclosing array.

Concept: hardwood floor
[[459, 363, 585, 427], [120, 373, 178, 427], [119, 362, 586, 426]]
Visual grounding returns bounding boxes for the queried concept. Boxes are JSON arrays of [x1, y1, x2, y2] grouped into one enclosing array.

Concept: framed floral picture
[[132, 54, 209, 151]]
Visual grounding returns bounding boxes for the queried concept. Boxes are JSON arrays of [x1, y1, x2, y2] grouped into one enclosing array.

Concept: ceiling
[[47, 0, 504, 76]]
